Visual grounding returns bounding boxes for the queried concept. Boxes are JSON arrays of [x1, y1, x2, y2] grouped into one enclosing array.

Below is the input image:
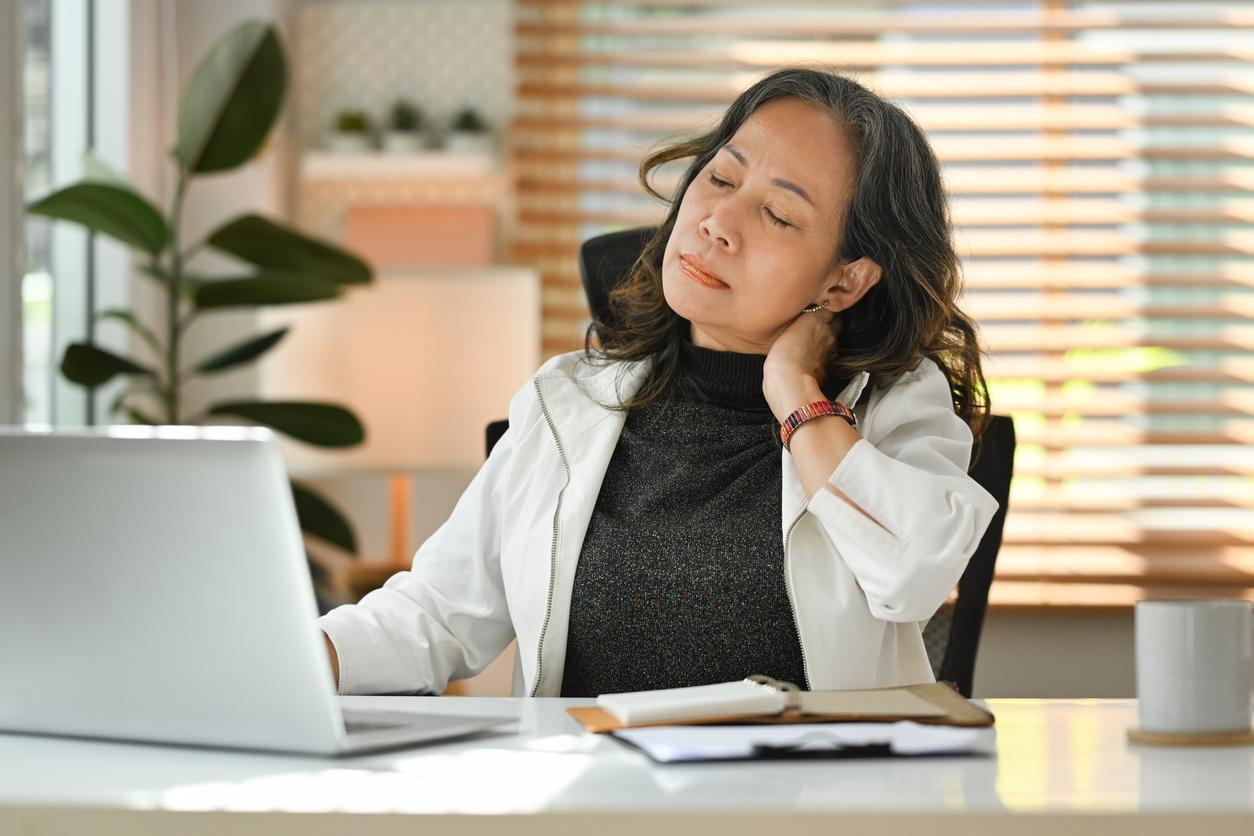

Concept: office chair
[[487, 227, 1016, 697], [922, 414, 1014, 696]]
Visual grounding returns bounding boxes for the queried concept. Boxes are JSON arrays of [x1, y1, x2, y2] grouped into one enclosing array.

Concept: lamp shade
[[260, 266, 541, 475]]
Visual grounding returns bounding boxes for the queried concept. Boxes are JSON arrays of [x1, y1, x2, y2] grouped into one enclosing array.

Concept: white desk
[[2, 698, 1252, 835]]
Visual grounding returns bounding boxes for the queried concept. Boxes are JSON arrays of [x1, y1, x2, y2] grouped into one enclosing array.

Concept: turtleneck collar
[[676, 337, 771, 412]]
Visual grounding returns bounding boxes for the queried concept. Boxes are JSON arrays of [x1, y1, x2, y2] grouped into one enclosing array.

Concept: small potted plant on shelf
[[326, 110, 374, 153], [382, 99, 424, 153], [444, 107, 493, 154]]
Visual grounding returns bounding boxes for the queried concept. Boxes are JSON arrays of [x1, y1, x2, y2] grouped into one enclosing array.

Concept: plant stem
[[167, 172, 190, 423], [180, 237, 207, 264]]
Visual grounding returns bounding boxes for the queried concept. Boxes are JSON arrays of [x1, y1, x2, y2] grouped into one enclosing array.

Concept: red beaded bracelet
[[780, 399, 857, 451]]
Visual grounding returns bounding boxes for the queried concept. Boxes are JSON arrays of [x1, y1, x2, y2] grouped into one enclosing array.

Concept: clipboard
[[568, 678, 995, 733]]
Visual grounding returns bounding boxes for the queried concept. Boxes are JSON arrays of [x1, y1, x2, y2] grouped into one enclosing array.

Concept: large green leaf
[[291, 481, 358, 554], [192, 274, 342, 309], [28, 183, 170, 255], [61, 343, 156, 387], [207, 401, 365, 447], [176, 20, 286, 174], [196, 327, 289, 374], [207, 214, 372, 285]]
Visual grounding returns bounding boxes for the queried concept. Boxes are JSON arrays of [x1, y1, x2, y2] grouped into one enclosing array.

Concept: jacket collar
[[580, 354, 653, 408], [835, 372, 871, 409], [533, 355, 650, 447]]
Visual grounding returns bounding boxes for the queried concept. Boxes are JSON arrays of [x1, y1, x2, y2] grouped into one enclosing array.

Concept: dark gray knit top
[[559, 340, 807, 697]]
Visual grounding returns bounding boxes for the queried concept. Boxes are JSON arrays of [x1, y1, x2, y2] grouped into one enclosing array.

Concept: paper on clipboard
[[613, 721, 986, 764]]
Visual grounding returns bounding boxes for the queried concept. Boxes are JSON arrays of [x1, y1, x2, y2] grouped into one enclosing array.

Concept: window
[[511, 0, 1254, 606], [22, 0, 54, 424], [20, 0, 131, 427], [0, 3, 24, 425]]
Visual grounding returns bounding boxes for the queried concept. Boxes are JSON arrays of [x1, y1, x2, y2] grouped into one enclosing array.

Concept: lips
[[679, 254, 729, 289]]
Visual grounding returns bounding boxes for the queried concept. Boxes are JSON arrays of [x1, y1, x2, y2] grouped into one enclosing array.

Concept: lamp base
[[388, 471, 413, 569]]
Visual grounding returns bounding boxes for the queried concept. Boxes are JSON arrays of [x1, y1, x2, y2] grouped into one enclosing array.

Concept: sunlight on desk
[[995, 701, 1133, 811], [158, 750, 594, 814]]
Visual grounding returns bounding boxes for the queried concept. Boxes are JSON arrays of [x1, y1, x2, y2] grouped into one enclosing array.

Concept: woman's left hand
[[763, 309, 839, 422]]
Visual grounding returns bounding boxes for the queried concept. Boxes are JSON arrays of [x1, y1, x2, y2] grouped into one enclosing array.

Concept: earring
[[801, 302, 829, 314]]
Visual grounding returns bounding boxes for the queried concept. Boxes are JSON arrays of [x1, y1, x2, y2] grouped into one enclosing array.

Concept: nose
[[698, 208, 739, 254]]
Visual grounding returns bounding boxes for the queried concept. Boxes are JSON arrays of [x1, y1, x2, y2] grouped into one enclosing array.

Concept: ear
[[818, 256, 882, 313]]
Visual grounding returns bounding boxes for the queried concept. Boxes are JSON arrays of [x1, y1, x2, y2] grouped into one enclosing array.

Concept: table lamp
[[261, 266, 541, 567]]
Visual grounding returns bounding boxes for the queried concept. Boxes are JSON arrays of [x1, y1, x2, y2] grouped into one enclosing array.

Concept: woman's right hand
[[324, 632, 340, 689]]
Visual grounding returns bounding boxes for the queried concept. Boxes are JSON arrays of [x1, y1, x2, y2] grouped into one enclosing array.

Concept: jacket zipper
[[783, 505, 812, 691], [530, 378, 571, 697]]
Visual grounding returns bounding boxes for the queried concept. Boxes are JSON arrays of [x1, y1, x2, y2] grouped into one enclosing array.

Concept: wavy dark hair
[[585, 67, 988, 434]]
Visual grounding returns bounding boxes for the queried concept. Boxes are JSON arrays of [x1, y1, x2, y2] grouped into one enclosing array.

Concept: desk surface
[[3, 697, 1253, 835]]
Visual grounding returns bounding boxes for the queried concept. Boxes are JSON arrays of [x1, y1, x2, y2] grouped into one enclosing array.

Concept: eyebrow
[[722, 144, 815, 207]]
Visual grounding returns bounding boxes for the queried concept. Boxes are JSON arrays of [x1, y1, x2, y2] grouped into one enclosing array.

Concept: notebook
[[569, 676, 995, 732]]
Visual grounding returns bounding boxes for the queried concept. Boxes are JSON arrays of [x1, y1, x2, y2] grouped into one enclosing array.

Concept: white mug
[[1135, 599, 1254, 735]]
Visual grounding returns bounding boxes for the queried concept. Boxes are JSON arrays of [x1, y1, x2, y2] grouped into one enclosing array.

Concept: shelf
[[301, 150, 499, 180]]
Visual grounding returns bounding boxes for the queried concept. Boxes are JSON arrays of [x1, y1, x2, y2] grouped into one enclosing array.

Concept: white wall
[[0, 0, 24, 424], [292, 0, 514, 151], [124, 0, 176, 419]]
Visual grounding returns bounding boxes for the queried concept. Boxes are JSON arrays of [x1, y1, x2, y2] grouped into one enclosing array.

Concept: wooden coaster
[[1127, 727, 1254, 747]]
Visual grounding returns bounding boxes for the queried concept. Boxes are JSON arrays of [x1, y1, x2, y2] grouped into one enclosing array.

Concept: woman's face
[[661, 96, 856, 354]]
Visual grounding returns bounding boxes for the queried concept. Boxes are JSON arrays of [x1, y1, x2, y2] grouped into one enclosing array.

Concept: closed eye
[[765, 208, 792, 229], [707, 171, 793, 229]]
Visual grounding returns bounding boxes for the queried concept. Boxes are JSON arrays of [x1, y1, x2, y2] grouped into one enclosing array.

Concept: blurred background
[[5, 0, 1254, 698]]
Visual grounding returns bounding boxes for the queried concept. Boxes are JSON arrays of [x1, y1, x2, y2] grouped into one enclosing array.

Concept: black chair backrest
[[490, 227, 1016, 697], [486, 419, 509, 460], [923, 415, 1015, 696], [579, 226, 656, 328]]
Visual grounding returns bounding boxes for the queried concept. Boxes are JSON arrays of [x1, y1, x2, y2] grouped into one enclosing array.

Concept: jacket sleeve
[[805, 358, 1000, 623], [317, 414, 520, 696]]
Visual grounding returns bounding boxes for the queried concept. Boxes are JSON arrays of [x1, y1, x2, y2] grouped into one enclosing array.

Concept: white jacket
[[319, 351, 999, 697]]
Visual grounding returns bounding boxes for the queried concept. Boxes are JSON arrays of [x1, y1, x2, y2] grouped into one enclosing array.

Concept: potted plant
[[382, 99, 424, 153], [444, 107, 493, 154], [327, 109, 374, 153], [26, 20, 373, 600]]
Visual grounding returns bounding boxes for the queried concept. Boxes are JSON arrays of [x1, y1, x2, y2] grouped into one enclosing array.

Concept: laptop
[[0, 426, 513, 756]]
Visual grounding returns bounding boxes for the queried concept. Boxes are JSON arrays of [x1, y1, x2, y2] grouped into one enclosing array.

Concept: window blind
[[511, 0, 1254, 607]]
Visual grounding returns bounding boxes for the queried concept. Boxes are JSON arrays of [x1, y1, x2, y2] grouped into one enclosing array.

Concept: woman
[[320, 68, 999, 697]]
